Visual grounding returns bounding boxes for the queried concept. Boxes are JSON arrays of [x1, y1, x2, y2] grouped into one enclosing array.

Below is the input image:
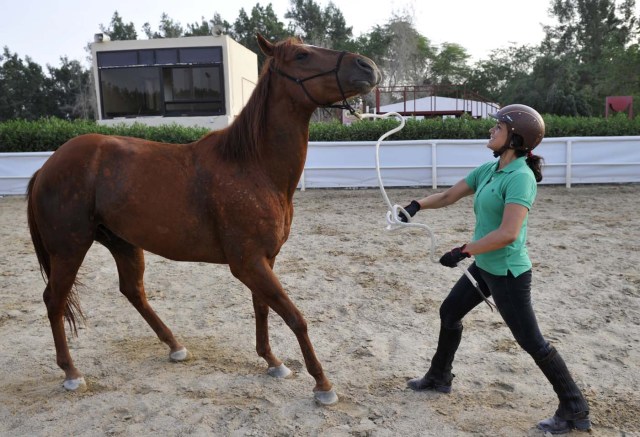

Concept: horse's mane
[[207, 37, 303, 162]]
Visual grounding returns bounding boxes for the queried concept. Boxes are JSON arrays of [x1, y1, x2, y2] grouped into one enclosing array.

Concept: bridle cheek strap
[[270, 51, 357, 114]]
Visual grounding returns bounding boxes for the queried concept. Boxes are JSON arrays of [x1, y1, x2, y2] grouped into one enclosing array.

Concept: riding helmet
[[490, 104, 545, 150]]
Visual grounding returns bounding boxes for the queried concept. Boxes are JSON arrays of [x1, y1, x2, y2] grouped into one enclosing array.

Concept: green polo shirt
[[464, 157, 537, 277]]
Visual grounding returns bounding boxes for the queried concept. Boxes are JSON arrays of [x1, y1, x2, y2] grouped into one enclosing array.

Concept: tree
[[47, 57, 95, 119], [285, 0, 323, 43], [544, 0, 639, 62], [285, 0, 352, 48], [512, 54, 591, 115], [346, 25, 392, 63], [143, 13, 184, 39], [100, 11, 137, 41], [465, 44, 539, 103], [595, 42, 640, 100], [542, 0, 640, 114], [0, 48, 56, 120], [231, 3, 290, 65], [184, 14, 232, 37], [321, 3, 353, 50], [377, 16, 434, 88], [429, 43, 471, 86]]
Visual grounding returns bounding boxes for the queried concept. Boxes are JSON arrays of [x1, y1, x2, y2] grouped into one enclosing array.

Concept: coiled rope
[[356, 111, 495, 311]]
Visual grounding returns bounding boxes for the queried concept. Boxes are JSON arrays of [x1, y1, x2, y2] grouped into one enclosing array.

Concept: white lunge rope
[[356, 112, 495, 311]]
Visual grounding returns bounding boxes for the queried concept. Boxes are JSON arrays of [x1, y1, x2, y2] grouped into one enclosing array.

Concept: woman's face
[[488, 121, 509, 153]]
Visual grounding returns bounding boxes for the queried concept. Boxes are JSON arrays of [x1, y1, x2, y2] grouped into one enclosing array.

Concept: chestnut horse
[[26, 34, 380, 405]]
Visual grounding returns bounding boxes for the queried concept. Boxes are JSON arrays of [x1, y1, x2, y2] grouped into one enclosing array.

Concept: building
[[374, 85, 499, 119], [90, 34, 258, 130], [378, 95, 499, 119]]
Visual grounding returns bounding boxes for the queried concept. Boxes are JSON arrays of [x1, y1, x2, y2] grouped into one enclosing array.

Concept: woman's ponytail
[[512, 134, 544, 182], [526, 152, 544, 182]]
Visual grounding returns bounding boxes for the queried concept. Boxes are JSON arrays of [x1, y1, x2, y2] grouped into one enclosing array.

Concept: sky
[[0, 0, 584, 69]]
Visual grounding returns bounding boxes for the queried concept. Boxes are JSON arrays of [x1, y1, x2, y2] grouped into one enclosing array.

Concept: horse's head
[[257, 34, 381, 113]]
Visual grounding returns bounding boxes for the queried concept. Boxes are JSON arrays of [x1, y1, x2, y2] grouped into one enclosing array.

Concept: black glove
[[439, 245, 471, 268], [398, 200, 421, 223]]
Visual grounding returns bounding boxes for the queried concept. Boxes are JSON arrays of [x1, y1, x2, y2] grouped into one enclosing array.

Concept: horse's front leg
[[232, 257, 337, 405], [251, 292, 292, 378]]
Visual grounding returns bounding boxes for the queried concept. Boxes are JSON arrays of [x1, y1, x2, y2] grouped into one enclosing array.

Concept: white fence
[[301, 136, 640, 189], [2, 136, 639, 195], [0, 152, 54, 196]]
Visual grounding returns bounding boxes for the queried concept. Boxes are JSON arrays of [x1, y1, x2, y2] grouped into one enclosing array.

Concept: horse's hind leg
[[98, 231, 188, 361], [45, 253, 90, 391]]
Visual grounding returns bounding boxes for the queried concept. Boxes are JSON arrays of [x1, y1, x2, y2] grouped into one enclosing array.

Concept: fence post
[[566, 140, 572, 188], [431, 142, 437, 189]]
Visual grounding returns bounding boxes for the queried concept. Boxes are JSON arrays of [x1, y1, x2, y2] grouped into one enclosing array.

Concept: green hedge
[[1, 114, 638, 153], [0, 118, 209, 153], [309, 116, 495, 141]]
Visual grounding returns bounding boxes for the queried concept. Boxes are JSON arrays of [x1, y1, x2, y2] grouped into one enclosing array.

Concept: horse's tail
[[27, 170, 84, 335], [27, 170, 50, 280]]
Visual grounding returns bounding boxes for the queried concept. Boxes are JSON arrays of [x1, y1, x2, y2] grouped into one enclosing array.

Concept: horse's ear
[[256, 33, 274, 57]]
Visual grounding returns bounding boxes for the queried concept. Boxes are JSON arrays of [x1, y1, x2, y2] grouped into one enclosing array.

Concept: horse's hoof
[[267, 363, 292, 378], [170, 347, 189, 362], [63, 377, 86, 391], [314, 389, 339, 406]]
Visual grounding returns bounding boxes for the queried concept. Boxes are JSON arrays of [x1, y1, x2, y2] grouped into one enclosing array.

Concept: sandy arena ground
[[1, 185, 639, 436]]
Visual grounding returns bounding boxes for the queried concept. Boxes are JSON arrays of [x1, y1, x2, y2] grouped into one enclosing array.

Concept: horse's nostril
[[356, 58, 374, 71]]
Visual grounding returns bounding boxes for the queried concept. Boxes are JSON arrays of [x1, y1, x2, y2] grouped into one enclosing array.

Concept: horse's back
[[34, 134, 151, 212], [38, 134, 157, 184], [38, 133, 195, 192]]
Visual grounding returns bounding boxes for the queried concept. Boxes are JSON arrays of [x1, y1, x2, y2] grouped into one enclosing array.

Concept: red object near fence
[[605, 96, 633, 118]]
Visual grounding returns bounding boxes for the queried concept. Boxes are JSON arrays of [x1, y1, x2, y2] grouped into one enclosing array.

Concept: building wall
[[223, 37, 259, 119]]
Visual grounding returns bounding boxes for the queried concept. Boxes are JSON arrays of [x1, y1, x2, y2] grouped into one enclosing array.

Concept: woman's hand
[[398, 200, 420, 222], [439, 245, 471, 267]]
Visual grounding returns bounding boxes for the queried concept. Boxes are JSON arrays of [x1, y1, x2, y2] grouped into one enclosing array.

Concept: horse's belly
[[102, 211, 227, 263]]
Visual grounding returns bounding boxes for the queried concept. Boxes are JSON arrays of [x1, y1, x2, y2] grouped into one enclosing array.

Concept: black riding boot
[[408, 325, 463, 393], [536, 346, 591, 434]]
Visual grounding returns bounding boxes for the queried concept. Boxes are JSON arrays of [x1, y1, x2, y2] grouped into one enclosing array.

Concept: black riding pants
[[439, 262, 552, 361]]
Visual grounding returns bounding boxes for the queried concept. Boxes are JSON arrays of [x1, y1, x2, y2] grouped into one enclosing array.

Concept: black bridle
[[269, 51, 357, 115]]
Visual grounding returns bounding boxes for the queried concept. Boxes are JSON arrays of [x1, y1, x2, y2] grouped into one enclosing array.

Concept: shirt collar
[[496, 156, 527, 173]]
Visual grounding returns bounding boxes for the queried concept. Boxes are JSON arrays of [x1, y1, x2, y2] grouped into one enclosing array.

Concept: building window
[[97, 47, 225, 118], [162, 66, 224, 115], [100, 67, 161, 118]]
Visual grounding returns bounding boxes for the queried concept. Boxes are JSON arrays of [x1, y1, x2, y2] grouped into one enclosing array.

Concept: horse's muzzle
[[350, 56, 381, 92]]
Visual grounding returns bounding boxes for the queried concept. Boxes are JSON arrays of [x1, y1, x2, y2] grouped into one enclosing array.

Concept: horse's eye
[[295, 52, 308, 61]]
